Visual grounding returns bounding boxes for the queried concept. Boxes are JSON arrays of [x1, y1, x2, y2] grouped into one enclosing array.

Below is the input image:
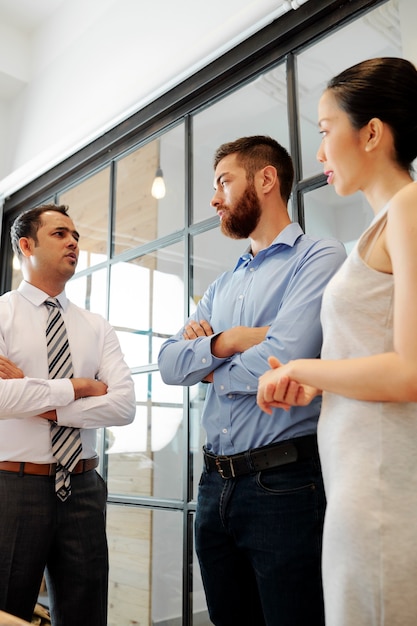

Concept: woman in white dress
[[257, 57, 417, 626]]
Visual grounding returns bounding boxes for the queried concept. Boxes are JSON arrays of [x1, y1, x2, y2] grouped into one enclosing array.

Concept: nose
[[210, 189, 222, 209], [316, 143, 325, 163]]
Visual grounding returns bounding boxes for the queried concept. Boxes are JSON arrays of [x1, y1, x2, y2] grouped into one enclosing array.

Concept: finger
[[183, 324, 198, 339], [0, 364, 20, 379], [268, 401, 292, 411], [281, 380, 301, 405], [199, 320, 214, 336], [267, 355, 282, 369], [256, 394, 273, 414], [295, 386, 307, 406], [271, 376, 291, 403]]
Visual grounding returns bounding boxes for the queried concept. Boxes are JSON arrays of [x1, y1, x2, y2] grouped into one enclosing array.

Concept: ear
[[363, 117, 384, 152], [259, 165, 277, 194], [18, 237, 34, 258]]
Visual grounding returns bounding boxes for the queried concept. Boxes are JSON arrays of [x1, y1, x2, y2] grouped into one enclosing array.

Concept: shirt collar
[[18, 280, 69, 311], [234, 222, 304, 270]]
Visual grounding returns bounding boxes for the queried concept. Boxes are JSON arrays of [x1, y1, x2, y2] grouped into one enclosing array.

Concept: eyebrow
[[318, 117, 331, 128], [54, 226, 80, 240], [214, 171, 229, 189]]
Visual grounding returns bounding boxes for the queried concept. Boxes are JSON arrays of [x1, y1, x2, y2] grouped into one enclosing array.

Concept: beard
[[219, 182, 261, 240]]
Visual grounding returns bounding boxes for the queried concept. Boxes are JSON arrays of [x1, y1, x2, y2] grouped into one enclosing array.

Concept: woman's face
[[317, 89, 368, 197]]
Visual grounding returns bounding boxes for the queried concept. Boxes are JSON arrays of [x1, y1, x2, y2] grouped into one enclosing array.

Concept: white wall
[[0, 0, 295, 197]]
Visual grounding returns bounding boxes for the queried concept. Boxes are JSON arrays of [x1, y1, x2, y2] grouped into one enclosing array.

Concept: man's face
[[22, 210, 79, 282], [211, 153, 261, 240]]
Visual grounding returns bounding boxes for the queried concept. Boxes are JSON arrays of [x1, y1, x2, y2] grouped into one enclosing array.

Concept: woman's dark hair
[[213, 135, 294, 203], [327, 57, 417, 172], [11, 204, 69, 257]]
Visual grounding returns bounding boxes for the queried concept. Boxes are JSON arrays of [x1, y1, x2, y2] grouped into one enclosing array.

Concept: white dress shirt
[[0, 377, 74, 418], [0, 281, 136, 462]]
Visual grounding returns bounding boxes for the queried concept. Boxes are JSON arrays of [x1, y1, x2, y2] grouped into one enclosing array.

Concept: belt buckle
[[215, 456, 235, 479]]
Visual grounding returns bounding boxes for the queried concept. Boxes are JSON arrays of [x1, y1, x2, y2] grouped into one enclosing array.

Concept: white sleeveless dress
[[318, 204, 417, 625]]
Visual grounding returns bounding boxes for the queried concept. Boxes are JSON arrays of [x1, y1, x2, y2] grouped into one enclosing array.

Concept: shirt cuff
[[48, 378, 75, 407]]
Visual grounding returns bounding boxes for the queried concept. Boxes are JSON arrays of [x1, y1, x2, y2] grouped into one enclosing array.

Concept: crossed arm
[[183, 319, 269, 382], [0, 355, 107, 420]]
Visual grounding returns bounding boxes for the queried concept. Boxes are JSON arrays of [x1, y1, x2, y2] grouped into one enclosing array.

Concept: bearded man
[[158, 136, 346, 626]]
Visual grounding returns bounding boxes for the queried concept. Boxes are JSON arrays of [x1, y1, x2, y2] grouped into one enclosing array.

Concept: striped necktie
[[45, 298, 82, 501]]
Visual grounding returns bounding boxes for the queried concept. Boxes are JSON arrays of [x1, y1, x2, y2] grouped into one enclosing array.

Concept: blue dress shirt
[[158, 223, 346, 455]]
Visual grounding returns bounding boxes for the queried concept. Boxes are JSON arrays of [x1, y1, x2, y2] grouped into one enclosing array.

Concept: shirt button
[[220, 385, 225, 390], [249, 267, 255, 272], [238, 294, 243, 299], [246, 385, 251, 390], [222, 428, 228, 434], [202, 357, 207, 364], [228, 394, 233, 399]]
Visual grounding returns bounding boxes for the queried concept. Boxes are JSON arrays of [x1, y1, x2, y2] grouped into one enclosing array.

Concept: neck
[[24, 276, 65, 298], [250, 212, 291, 256]]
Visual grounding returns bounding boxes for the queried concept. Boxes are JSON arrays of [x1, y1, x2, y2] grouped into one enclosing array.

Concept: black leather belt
[[203, 435, 318, 479]]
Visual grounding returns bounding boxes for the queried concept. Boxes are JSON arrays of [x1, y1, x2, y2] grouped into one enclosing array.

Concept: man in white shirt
[[0, 204, 136, 626]]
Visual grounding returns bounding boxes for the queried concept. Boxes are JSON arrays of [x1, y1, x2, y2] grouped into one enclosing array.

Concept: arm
[[158, 281, 228, 386], [259, 186, 417, 408], [0, 370, 75, 419], [159, 241, 346, 389], [211, 241, 346, 397], [56, 320, 136, 428], [257, 355, 320, 413], [183, 319, 269, 356], [0, 356, 107, 420], [183, 319, 269, 382]]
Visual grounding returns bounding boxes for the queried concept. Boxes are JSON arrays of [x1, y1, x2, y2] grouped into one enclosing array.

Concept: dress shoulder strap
[[362, 213, 387, 265]]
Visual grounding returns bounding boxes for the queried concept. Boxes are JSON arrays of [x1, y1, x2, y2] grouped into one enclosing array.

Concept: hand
[[211, 325, 269, 358], [0, 356, 24, 379], [183, 320, 216, 382], [257, 356, 317, 414], [38, 378, 108, 421], [71, 378, 108, 400], [183, 320, 214, 339]]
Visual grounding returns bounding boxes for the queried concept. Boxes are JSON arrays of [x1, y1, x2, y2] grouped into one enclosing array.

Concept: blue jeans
[[195, 454, 325, 626]]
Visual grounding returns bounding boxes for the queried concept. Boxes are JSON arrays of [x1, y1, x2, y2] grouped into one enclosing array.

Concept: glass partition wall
[[2, 1, 406, 623]]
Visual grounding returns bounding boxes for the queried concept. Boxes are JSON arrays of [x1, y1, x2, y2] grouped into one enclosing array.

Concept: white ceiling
[[0, 0, 409, 200], [0, 0, 301, 106], [0, 0, 66, 32], [0, 0, 304, 192]]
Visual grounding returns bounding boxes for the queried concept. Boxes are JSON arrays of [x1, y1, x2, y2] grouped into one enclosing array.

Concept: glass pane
[[297, 0, 401, 178], [192, 62, 289, 224], [65, 268, 108, 317], [190, 382, 207, 502], [108, 242, 185, 368], [11, 254, 23, 290], [107, 506, 183, 626], [113, 123, 185, 255], [151, 510, 183, 625], [190, 228, 250, 499], [106, 370, 183, 500], [191, 227, 247, 304], [304, 185, 373, 254], [58, 167, 110, 268], [193, 515, 211, 625]]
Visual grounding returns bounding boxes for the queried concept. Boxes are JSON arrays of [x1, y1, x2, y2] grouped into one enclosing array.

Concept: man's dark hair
[[11, 204, 70, 257], [213, 135, 294, 203]]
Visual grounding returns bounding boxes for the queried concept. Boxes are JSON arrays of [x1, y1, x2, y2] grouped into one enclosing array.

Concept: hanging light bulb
[[151, 166, 166, 199], [151, 139, 166, 199]]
